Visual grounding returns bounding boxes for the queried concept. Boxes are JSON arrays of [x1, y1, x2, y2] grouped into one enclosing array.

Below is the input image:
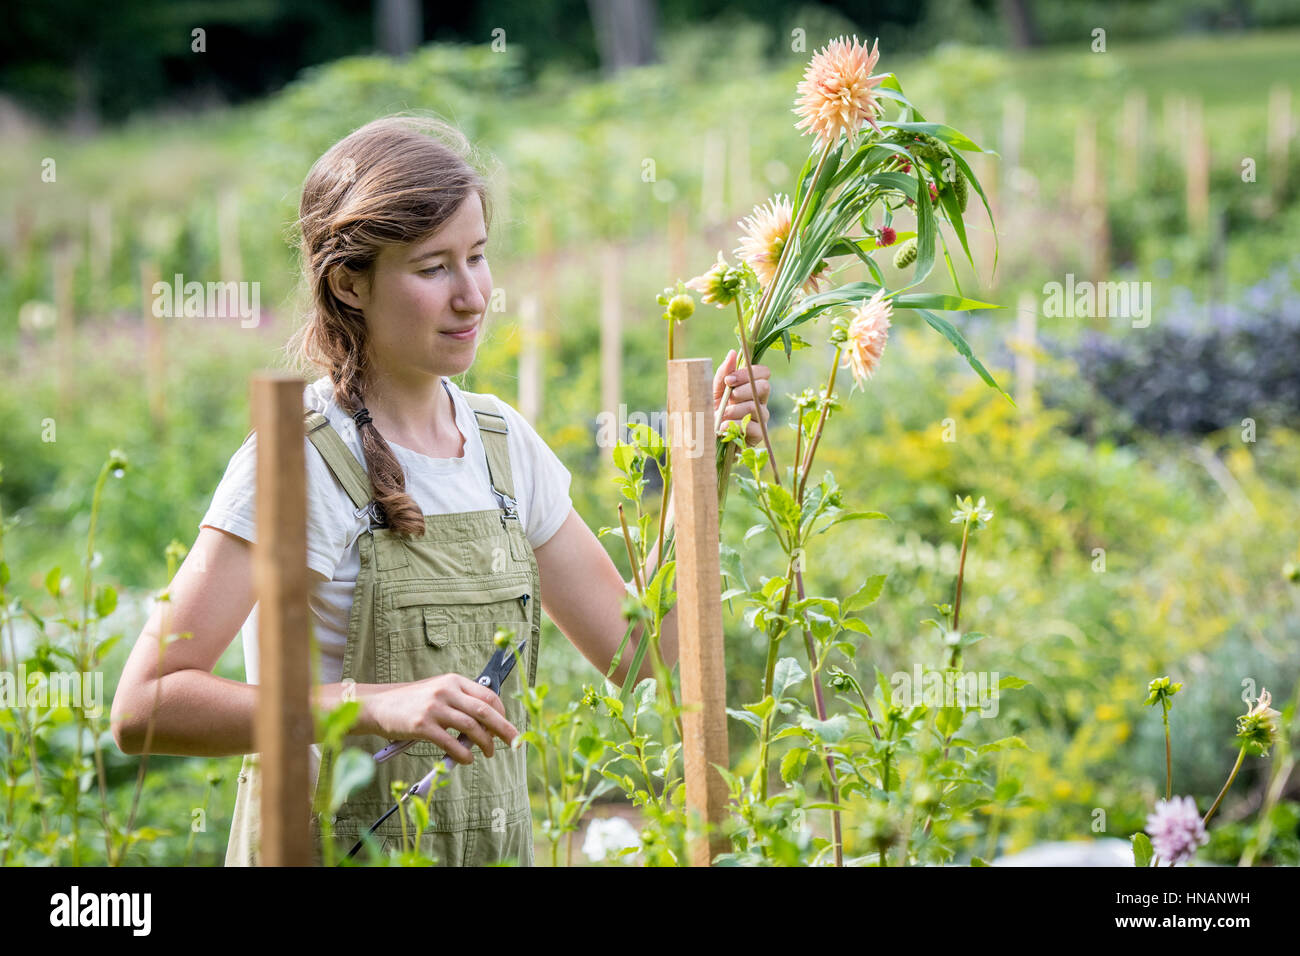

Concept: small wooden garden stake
[[601, 244, 623, 427]]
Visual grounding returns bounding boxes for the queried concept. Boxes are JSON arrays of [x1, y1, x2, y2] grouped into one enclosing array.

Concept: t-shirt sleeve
[[198, 431, 354, 580], [493, 398, 573, 549]]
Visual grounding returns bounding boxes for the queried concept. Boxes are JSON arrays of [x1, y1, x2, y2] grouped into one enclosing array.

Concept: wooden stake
[[1118, 90, 1146, 195], [88, 202, 112, 319], [729, 121, 752, 218], [1186, 99, 1210, 238], [518, 293, 541, 425], [218, 189, 243, 286], [1072, 114, 1098, 209], [1001, 93, 1025, 184], [53, 241, 78, 418], [252, 373, 312, 867], [600, 244, 622, 433], [667, 358, 729, 867], [1267, 83, 1291, 208], [141, 261, 166, 429], [1015, 290, 1037, 414], [668, 204, 689, 284], [700, 131, 725, 227]]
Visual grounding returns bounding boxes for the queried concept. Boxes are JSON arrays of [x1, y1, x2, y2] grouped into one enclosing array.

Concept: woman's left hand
[[713, 348, 772, 447]]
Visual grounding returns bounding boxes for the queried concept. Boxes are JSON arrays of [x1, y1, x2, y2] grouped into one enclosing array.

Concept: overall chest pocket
[[379, 577, 536, 756]]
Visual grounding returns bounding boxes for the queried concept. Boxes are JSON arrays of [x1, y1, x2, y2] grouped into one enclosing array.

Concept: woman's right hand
[[365, 674, 519, 764]]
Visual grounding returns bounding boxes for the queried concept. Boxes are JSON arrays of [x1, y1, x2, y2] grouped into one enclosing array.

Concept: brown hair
[[287, 114, 493, 537]]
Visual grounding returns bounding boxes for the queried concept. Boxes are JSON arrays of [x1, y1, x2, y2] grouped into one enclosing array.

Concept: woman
[[109, 115, 772, 866]]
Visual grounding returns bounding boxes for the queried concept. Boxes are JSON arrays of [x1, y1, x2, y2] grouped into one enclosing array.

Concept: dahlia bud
[[666, 294, 695, 322], [953, 170, 969, 212], [893, 238, 918, 269]]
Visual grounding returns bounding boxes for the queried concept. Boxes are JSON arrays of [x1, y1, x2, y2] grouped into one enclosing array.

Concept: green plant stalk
[[731, 299, 780, 488], [948, 514, 972, 670], [182, 778, 217, 866], [1202, 747, 1247, 829], [613, 710, 661, 811], [757, 555, 800, 803], [1239, 747, 1294, 867], [1162, 700, 1173, 802], [757, 346, 843, 801]]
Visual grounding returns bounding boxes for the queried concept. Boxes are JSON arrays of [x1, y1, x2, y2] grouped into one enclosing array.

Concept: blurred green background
[[1, 0, 1298, 865]]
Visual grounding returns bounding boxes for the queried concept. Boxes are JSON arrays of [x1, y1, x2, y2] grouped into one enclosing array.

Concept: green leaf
[[94, 585, 118, 619], [0, 561, 9, 588], [882, 121, 993, 155], [773, 657, 807, 699], [744, 696, 775, 721], [915, 309, 1013, 404], [726, 707, 762, 733], [328, 748, 375, 816], [780, 747, 810, 783], [998, 675, 1029, 690], [970, 856, 990, 867], [44, 567, 62, 598], [743, 523, 769, 544], [890, 293, 1002, 312], [612, 442, 637, 474], [936, 706, 965, 737], [93, 634, 122, 663], [798, 714, 849, 743], [977, 736, 1028, 755], [633, 678, 657, 717], [1131, 833, 1154, 868], [766, 484, 800, 532], [844, 574, 887, 612]]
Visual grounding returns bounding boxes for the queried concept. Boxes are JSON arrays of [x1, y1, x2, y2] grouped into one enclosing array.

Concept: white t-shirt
[[199, 375, 573, 688]]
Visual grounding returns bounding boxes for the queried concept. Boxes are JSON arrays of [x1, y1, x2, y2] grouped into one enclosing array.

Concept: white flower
[[581, 816, 642, 862]]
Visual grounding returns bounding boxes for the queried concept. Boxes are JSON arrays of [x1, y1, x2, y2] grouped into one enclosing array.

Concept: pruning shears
[[342, 631, 529, 862]]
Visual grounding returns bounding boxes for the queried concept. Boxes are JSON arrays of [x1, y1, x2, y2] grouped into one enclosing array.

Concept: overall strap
[[459, 391, 519, 522], [304, 411, 375, 516]]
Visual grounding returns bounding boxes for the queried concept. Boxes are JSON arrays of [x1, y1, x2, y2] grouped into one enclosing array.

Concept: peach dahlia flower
[[793, 35, 886, 149]]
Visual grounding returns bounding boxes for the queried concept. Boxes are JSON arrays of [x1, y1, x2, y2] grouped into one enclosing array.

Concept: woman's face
[[338, 193, 493, 384]]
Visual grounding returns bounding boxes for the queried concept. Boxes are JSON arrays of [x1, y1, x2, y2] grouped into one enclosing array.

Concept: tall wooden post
[[218, 189, 243, 287], [700, 131, 726, 226], [1015, 290, 1037, 414], [1186, 99, 1210, 240], [518, 293, 542, 425], [1267, 83, 1291, 210], [53, 240, 78, 418], [1118, 90, 1146, 195], [667, 358, 729, 866], [252, 373, 313, 866], [668, 204, 689, 285], [141, 261, 166, 429], [601, 244, 623, 431]]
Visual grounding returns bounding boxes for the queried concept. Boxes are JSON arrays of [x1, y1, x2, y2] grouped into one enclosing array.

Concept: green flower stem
[[731, 298, 781, 488], [946, 516, 973, 671], [1202, 747, 1247, 829], [617, 503, 646, 596], [795, 347, 843, 505], [1162, 700, 1173, 802]]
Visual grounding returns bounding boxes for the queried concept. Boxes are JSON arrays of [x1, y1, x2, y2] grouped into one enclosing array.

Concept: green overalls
[[224, 386, 541, 866]]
